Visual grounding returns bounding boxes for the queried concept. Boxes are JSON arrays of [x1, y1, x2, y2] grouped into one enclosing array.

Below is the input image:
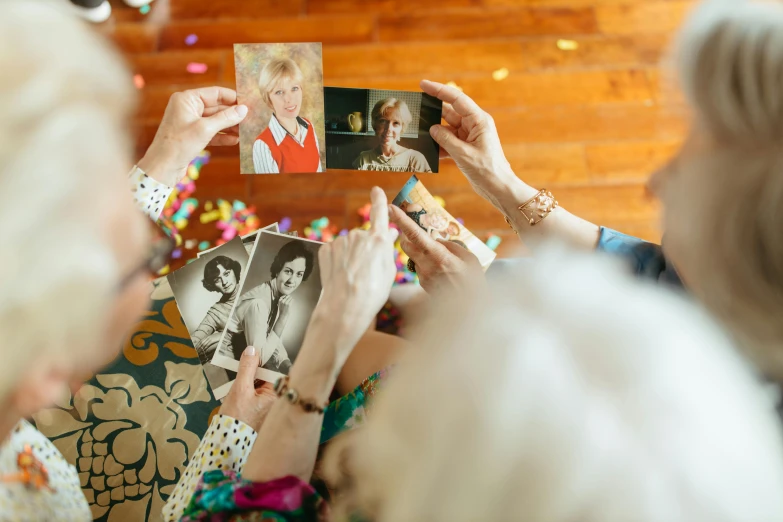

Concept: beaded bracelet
[[273, 375, 328, 414]]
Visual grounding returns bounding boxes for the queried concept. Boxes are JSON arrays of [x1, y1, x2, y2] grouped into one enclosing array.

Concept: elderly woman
[[252, 58, 323, 174], [192, 255, 243, 361], [176, 192, 783, 521], [0, 2, 402, 520], [392, 0, 783, 382], [353, 98, 432, 173]]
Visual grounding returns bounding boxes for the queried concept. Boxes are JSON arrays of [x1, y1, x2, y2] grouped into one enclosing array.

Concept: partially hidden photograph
[[324, 87, 442, 173], [393, 175, 496, 270], [235, 42, 326, 175]]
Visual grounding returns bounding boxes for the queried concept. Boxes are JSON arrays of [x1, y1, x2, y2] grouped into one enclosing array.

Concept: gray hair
[[669, 0, 783, 378], [336, 248, 783, 521], [0, 1, 136, 400]]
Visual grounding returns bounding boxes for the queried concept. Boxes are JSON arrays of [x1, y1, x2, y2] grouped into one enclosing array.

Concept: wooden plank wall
[[100, 0, 695, 259]]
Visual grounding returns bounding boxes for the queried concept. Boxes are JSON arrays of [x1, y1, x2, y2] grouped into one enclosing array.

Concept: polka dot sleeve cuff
[[161, 414, 257, 522], [128, 165, 173, 222]]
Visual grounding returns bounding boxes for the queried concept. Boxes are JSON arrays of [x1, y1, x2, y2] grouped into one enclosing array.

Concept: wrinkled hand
[[137, 86, 248, 187], [420, 79, 516, 207], [389, 204, 483, 294], [219, 346, 277, 432], [317, 187, 397, 353]]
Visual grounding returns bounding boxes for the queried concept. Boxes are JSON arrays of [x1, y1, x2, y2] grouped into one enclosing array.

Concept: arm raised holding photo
[[420, 79, 599, 250]]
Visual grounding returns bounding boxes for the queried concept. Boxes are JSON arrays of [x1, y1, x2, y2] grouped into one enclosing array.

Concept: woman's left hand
[[389, 204, 484, 294], [137, 86, 248, 187], [219, 345, 277, 432]]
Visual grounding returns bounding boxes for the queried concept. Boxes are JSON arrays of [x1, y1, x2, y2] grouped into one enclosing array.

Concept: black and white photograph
[[211, 231, 323, 382], [167, 236, 249, 399], [324, 87, 442, 173], [198, 222, 279, 258]]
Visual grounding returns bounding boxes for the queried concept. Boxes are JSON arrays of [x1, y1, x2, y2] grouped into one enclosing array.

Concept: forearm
[[272, 312, 288, 340], [489, 168, 601, 251], [241, 306, 351, 483]]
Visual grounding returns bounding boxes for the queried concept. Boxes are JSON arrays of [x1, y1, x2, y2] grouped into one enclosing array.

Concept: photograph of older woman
[[167, 236, 249, 397], [353, 98, 432, 173], [212, 232, 322, 381], [324, 87, 441, 173], [234, 43, 326, 174]]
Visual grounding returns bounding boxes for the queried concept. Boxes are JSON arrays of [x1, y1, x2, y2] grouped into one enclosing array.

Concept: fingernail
[[235, 105, 248, 118], [244, 345, 256, 357]]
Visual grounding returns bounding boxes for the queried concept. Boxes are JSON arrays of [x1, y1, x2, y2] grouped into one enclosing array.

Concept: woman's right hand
[[316, 187, 398, 356], [420, 79, 521, 209]]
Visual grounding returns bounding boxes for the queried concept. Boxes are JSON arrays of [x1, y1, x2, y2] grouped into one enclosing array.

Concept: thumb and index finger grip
[[388, 205, 439, 254]]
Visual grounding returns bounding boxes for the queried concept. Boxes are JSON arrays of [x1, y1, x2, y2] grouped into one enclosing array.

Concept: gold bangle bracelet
[[504, 189, 558, 228]]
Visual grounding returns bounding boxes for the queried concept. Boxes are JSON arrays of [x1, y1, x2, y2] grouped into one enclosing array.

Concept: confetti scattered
[[557, 39, 579, 51], [198, 241, 211, 251], [492, 67, 509, 81], [139, 4, 151, 15], [133, 74, 145, 89], [446, 81, 463, 92], [279, 217, 292, 232], [485, 235, 502, 251], [171, 248, 183, 259], [186, 62, 208, 74], [185, 239, 198, 249], [185, 34, 198, 46], [433, 195, 446, 208]]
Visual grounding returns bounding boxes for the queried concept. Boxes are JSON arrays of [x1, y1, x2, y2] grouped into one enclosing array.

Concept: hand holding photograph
[[324, 87, 442, 173], [393, 175, 496, 269], [167, 236, 250, 399], [211, 231, 323, 383], [235, 43, 326, 175]]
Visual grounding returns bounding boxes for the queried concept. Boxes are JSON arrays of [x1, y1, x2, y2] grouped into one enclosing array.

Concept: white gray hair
[[0, 1, 136, 400], [341, 249, 783, 521], [669, 0, 783, 378]]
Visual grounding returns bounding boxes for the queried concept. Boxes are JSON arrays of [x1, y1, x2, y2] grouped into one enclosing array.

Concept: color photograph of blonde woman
[[234, 43, 325, 174], [392, 175, 496, 269], [324, 87, 441, 173], [211, 231, 323, 382]]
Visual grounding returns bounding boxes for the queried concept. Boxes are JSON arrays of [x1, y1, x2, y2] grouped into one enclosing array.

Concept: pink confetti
[[133, 74, 145, 89], [185, 34, 198, 46], [186, 62, 208, 74]]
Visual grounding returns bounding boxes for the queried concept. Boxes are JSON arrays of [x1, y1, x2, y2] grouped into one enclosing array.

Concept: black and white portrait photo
[[211, 231, 322, 382], [167, 236, 249, 399]]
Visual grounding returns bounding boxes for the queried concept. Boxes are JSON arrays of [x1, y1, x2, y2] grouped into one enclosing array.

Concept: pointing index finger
[[369, 187, 389, 236]]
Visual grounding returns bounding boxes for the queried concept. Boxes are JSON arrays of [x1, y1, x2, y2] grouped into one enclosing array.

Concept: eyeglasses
[[116, 237, 176, 292]]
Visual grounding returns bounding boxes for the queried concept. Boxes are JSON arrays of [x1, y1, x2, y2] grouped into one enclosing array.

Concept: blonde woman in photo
[[252, 58, 323, 174], [353, 98, 432, 173]]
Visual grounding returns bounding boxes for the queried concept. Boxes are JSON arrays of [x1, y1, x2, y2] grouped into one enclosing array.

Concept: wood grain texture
[[100, 0, 696, 261]]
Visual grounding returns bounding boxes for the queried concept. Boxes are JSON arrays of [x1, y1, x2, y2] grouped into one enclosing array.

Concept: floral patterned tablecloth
[[32, 277, 220, 521]]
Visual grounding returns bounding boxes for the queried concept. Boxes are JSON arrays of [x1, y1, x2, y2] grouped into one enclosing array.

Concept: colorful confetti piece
[[185, 34, 198, 46], [492, 67, 509, 81], [139, 4, 151, 15], [133, 74, 145, 89], [186, 62, 208, 74], [557, 39, 579, 51]]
